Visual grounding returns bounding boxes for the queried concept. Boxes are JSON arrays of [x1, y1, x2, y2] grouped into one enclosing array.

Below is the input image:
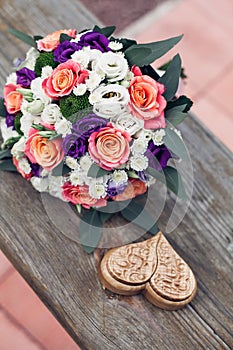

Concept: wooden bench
[[0, 1, 233, 349]]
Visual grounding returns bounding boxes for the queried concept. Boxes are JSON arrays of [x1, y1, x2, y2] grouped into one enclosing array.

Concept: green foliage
[[3, 136, 21, 150], [79, 209, 103, 253], [164, 127, 189, 162], [159, 61, 187, 79], [52, 161, 70, 176], [166, 95, 193, 113], [0, 159, 17, 172], [59, 93, 91, 120], [87, 163, 109, 178], [7, 28, 37, 47], [0, 98, 7, 118], [165, 107, 188, 126], [60, 33, 73, 43], [117, 38, 137, 51], [14, 112, 23, 135], [158, 54, 181, 101], [0, 149, 11, 160], [34, 52, 58, 77], [124, 35, 183, 67], [93, 25, 116, 37]]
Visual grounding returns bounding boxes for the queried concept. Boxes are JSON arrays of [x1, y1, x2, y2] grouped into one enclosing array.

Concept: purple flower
[[107, 180, 128, 197], [16, 67, 36, 87], [62, 134, 87, 158], [78, 31, 110, 52], [5, 113, 15, 128], [72, 114, 107, 138], [54, 40, 82, 63], [145, 141, 171, 171], [30, 162, 41, 177], [137, 171, 150, 182]]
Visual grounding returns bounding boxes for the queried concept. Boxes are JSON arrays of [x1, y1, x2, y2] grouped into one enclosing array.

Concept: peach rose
[[88, 124, 131, 170], [24, 127, 64, 171], [128, 75, 167, 130], [113, 178, 147, 201], [42, 60, 88, 98], [4, 84, 23, 114], [62, 182, 107, 209], [37, 29, 76, 52]]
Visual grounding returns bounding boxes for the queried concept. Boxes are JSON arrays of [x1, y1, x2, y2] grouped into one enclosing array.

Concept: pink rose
[[42, 60, 88, 99], [37, 29, 77, 52], [128, 75, 167, 130], [88, 124, 131, 170], [24, 127, 64, 171], [113, 178, 147, 201], [62, 182, 107, 209], [4, 84, 23, 114], [131, 65, 142, 76]]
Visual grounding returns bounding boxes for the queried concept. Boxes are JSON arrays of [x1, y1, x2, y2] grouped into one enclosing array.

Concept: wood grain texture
[[0, 1, 233, 349]]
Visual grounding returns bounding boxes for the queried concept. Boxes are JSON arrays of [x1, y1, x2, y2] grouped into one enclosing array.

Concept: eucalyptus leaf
[[0, 98, 6, 118], [7, 28, 37, 48], [163, 166, 187, 200], [87, 163, 109, 178], [79, 209, 103, 253], [117, 37, 137, 51], [165, 107, 188, 126], [0, 149, 12, 160], [140, 65, 160, 80], [125, 35, 183, 67], [166, 95, 193, 113], [121, 200, 159, 235], [34, 35, 43, 41], [93, 25, 116, 37], [158, 54, 181, 100], [0, 159, 17, 172], [60, 33, 73, 43], [52, 162, 70, 176], [164, 127, 189, 162], [147, 166, 166, 185]]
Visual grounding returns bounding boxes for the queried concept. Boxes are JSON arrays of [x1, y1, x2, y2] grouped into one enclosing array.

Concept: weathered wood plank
[[0, 1, 233, 349]]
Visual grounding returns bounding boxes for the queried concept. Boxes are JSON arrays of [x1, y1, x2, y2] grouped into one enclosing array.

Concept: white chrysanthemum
[[111, 112, 143, 135], [6, 72, 17, 85], [65, 156, 79, 170], [48, 175, 65, 201], [69, 170, 86, 186], [11, 137, 26, 159], [111, 170, 128, 185], [0, 119, 18, 144], [73, 84, 87, 96], [71, 50, 90, 68], [21, 99, 44, 116], [41, 104, 63, 124], [85, 72, 102, 91], [152, 129, 166, 146], [131, 138, 148, 154], [30, 77, 51, 104], [79, 154, 93, 172], [93, 51, 128, 82], [89, 182, 106, 199], [130, 155, 148, 171], [135, 128, 153, 141], [31, 176, 49, 192], [54, 117, 72, 137], [90, 84, 129, 118], [108, 41, 123, 51], [41, 65, 53, 79], [18, 158, 31, 174]]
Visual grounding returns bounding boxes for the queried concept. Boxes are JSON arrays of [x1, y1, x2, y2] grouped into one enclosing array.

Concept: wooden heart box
[[99, 232, 197, 310]]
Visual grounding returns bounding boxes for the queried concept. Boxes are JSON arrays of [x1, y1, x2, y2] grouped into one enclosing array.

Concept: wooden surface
[[0, 1, 233, 349]]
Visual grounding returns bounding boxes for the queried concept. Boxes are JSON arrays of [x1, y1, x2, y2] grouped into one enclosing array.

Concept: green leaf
[[87, 163, 109, 178], [125, 35, 183, 67], [3, 136, 21, 149], [0, 98, 6, 117], [117, 37, 137, 51], [140, 65, 160, 81], [34, 35, 43, 41], [165, 107, 188, 126], [14, 113, 23, 135], [79, 209, 103, 253], [158, 54, 181, 100], [121, 200, 159, 235], [52, 162, 70, 176], [166, 95, 193, 113], [164, 127, 189, 162], [147, 166, 166, 185], [0, 149, 11, 160], [163, 166, 187, 200], [60, 33, 72, 43], [0, 159, 17, 172], [93, 25, 116, 37], [7, 28, 37, 48]]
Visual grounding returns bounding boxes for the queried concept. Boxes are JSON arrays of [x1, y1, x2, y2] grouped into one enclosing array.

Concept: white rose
[[41, 104, 63, 124], [111, 111, 143, 135], [71, 50, 90, 68], [73, 84, 87, 96], [90, 84, 129, 118], [41, 65, 53, 79], [94, 52, 128, 82], [6, 72, 17, 85], [20, 113, 41, 137], [30, 77, 51, 104], [11, 137, 26, 159], [85, 72, 102, 91], [22, 47, 40, 70]]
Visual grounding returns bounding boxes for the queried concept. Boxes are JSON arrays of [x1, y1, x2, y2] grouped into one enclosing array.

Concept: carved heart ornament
[[99, 232, 197, 310]]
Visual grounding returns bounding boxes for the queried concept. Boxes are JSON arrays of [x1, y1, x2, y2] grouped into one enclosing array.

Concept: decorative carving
[[99, 232, 197, 310]]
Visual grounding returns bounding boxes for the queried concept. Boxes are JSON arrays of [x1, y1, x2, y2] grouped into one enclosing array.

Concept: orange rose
[[62, 182, 107, 209], [4, 84, 23, 114], [113, 178, 147, 201], [42, 60, 88, 98], [128, 75, 167, 130], [24, 128, 64, 171], [37, 29, 76, 52]]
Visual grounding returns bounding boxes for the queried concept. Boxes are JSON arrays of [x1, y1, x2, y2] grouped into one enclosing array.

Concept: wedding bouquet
[[0, 25, 192, 251]]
